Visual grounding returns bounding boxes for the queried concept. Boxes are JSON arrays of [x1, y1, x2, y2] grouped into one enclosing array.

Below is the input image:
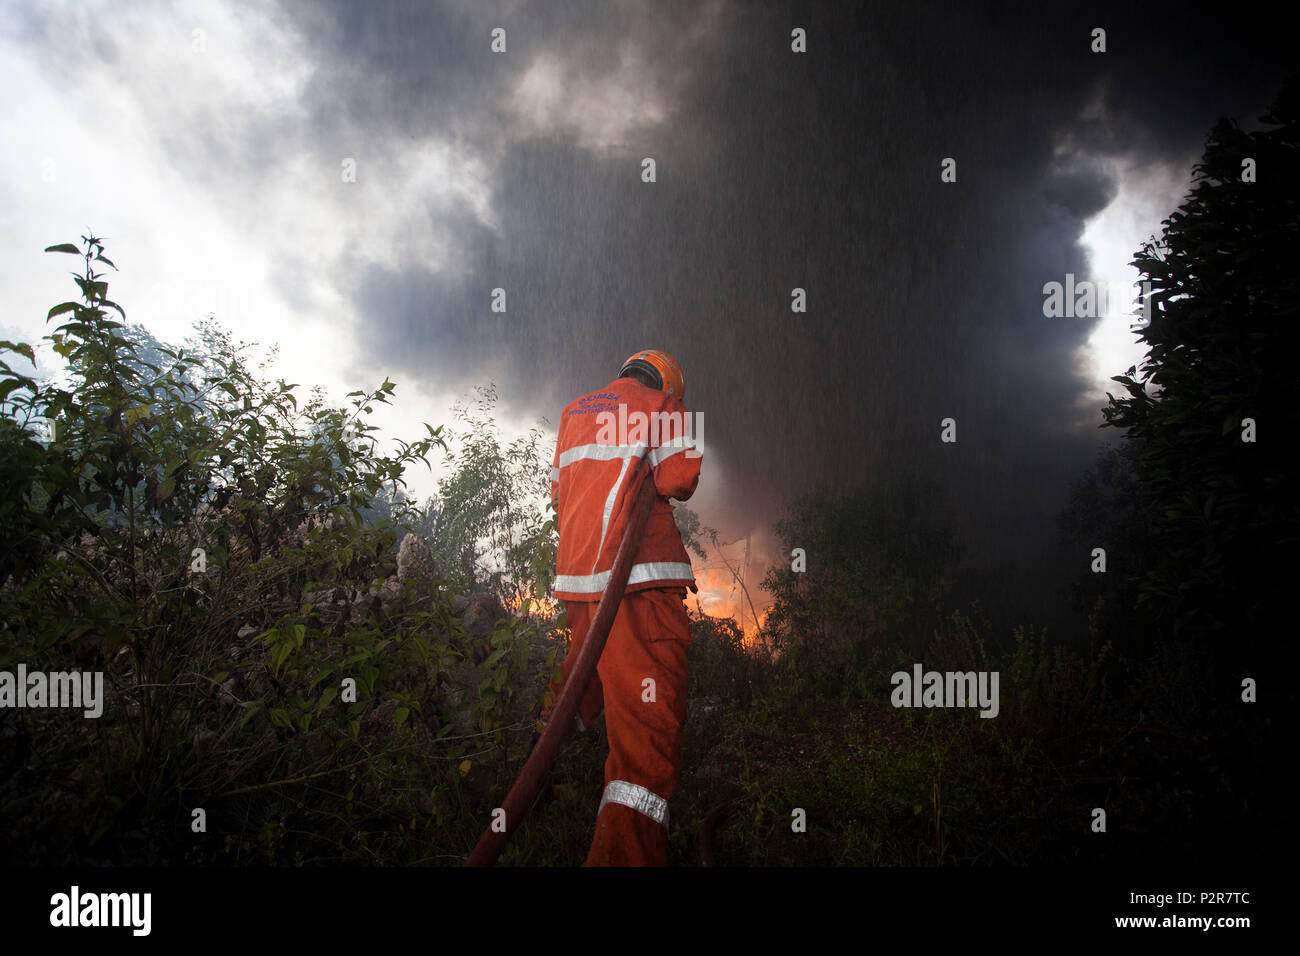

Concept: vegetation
[[2, 83, 1288, 866], [1101, 80, 1299, 666], [0, 236, 551, 865]]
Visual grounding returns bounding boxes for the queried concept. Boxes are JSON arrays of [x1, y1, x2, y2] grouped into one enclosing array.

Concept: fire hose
[[465, 458, 658, 866]]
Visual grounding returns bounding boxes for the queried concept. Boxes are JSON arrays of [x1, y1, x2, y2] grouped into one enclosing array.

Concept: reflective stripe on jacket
[[551, 377, 700, 601]]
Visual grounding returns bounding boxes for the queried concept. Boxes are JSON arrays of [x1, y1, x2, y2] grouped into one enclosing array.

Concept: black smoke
[[277, 0, 1292, 638]]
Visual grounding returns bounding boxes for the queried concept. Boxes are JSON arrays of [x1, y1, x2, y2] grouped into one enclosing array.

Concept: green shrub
[[0, 236, 552, 865]]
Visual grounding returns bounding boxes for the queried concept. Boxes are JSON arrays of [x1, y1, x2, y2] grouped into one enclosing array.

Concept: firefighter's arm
[[649, 403, 701, 501]]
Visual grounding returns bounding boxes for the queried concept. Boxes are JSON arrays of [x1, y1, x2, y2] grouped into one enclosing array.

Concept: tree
[[425, 385, 557, 615], [1102, 79, 1300, 661]]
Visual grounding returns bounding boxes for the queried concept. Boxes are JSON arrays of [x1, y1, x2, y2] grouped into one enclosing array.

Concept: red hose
[[465, 458, 658, 866]]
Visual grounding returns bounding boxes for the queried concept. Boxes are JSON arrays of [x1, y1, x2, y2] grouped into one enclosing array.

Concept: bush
[[0, 236, 552, 865]]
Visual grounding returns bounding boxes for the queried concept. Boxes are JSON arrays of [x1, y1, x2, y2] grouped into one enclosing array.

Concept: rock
[[461, 593, 506, 642], [350, 579, 400, 605], [300, 588, 333, 612], [397, 533, 439, 586]]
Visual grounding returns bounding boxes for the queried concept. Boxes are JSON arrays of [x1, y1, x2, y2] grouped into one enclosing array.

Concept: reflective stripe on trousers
[[598, 779, 669, 828]]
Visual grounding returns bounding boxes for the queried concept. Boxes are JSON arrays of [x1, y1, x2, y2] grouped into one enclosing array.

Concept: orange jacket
[[551, 377, 701, 602]]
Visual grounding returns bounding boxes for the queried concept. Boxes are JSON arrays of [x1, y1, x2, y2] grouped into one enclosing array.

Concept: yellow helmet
[[619, 349, 686, 401]]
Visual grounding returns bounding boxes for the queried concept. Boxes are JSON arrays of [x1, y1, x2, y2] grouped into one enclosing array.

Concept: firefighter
[[545, 349, 701, 866]]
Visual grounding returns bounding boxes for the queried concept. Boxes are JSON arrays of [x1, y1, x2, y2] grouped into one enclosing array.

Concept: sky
[[1, 0, 1291, 636]]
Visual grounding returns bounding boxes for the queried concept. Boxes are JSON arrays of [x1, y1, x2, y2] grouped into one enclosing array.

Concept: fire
[[499, 547, 775, 646], [504, 593, 560, 618], [690, 562, 772, 645], [504, 576, 769, 640]]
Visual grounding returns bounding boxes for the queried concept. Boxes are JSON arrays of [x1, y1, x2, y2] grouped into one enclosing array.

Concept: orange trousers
[[545, 587, 692, 866]]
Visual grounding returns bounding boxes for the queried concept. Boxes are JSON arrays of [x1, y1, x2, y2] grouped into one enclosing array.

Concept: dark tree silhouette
[[1102, 78, 1300, 668]]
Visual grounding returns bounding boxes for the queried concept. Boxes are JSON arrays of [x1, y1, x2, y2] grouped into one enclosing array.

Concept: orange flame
[[500, 558, 774, 647], [504, 593, 561, 619], [690, 563, 772, 646]]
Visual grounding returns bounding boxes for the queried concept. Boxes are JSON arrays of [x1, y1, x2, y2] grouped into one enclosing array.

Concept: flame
[[498, 553, 774, 647], [505, 576, 769, 640], [690, 562, 772, 646], [504, 593, 561, 619]]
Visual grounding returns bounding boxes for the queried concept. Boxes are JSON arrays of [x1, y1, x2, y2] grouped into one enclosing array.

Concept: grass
[[489, 621, 1269, 868]]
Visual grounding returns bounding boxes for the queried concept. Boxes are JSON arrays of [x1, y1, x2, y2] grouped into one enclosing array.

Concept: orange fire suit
[[545, 375, 702, 866]]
